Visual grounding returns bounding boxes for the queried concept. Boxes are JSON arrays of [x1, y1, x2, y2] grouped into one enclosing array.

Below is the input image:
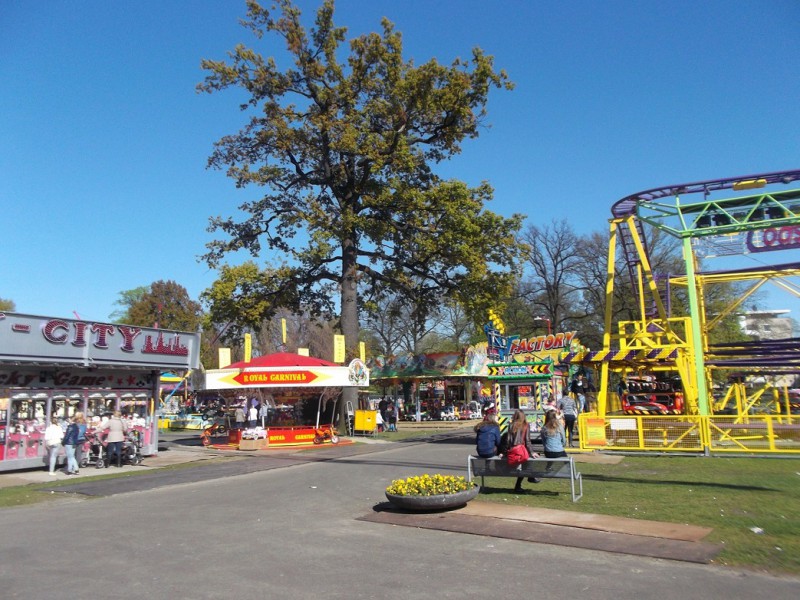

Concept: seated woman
[[473, 410, 501, 458], [540, 409, 568, 469], [504, 409, 540, 493]]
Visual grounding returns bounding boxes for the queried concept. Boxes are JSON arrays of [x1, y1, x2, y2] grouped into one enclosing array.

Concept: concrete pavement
[[0, 433, 798, 599]]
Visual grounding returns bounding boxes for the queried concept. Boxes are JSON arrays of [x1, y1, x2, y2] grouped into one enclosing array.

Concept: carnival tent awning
[[204, 352, 369, 390], [160, 371, 191, 393]]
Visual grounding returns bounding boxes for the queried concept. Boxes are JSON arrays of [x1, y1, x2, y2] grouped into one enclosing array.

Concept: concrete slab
[[459, 501, 712, 542], [359, 504, 722, 564]]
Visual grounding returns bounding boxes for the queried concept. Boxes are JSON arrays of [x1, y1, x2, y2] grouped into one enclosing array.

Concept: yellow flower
[[386, 474, 475, 496]]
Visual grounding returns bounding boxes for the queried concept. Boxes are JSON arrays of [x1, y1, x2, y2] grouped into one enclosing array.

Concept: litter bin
[[354, 410, 377, 436], [228, 428, 242, 445]]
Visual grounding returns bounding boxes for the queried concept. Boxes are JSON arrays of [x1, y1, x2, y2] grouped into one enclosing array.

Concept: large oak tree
[[198, 1, 524, 394]]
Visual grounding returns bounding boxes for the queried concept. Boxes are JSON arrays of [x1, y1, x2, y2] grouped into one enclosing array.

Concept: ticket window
[[87, 396, 114, 419], [121, 399, 148, 419], [52, 396, 74, 422], [3, 396, 47, 434]]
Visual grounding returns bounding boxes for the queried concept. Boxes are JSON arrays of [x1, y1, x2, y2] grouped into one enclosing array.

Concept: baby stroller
[[80, 430, 107, 469], [121, 429, 143, 466]]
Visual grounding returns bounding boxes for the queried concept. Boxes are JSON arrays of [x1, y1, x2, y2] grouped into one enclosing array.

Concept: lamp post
[[533, 316, 552, 335]]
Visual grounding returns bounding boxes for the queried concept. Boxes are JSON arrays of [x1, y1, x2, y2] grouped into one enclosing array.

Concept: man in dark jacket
[[570, 374, 589, 413]]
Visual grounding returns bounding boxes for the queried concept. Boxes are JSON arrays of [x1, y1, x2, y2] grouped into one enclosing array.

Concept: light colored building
[[739, 309, 794, 339], [738, 309, 796, 389]]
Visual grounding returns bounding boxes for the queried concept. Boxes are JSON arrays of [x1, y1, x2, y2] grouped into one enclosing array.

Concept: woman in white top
[[44, 417, 63, 475]]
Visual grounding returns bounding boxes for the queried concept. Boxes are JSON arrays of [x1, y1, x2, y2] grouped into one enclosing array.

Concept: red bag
[[506, 444, 530, 466]]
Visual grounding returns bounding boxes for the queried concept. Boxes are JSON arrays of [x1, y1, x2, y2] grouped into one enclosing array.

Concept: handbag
[[506, 443, 530, 466]]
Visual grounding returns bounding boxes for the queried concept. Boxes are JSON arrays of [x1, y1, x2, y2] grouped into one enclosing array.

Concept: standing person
[[375, 409, 385, 433], [570, 373, 588, 414], [539, 409, 568, 470], [386, 402, 398, 432], [503, 409, 539, 493], [61, 415, 81, 475], [378, 397, 388, 425], [74, 412, 87, 469], [473, 410, 501, 458], [557, 393, 579, 447], [44, 416, 63, 475], [102, 410, 128, 468], [258, 401, 270, 428], [235, 405, 246, 429], [248, 403, 258, 428], [584, 377, 597, 413]]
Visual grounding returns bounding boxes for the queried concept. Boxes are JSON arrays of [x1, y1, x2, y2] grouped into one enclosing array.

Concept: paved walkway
[[1, 433, 798, 599], [1, 435, 712, 564]]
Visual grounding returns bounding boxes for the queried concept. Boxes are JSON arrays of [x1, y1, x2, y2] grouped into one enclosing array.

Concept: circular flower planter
[[385, 485, 479, 511]]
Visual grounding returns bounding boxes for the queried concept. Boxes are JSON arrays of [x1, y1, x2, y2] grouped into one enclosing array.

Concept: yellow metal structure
[[578, 414, 799, 454], [585, 170, 800, 455]]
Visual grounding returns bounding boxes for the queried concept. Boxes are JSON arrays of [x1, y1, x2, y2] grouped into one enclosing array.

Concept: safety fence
[[577, 413, 800, 455]]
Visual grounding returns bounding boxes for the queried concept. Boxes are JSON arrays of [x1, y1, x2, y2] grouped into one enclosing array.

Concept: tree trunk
[[338, 235, 360, 431]]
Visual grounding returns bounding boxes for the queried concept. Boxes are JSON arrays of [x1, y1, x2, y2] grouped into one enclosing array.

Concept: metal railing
[[577, 413, 800, 455]]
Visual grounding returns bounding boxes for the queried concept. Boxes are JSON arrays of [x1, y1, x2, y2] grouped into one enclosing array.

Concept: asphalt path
[[0, 432, 798, 599]]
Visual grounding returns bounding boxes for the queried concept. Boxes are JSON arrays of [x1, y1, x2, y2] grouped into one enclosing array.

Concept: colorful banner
[[205, 358, 369, 390], [0, 312, 200, 369], [488, 362, 551, 379], [367, 344, 490, 379]]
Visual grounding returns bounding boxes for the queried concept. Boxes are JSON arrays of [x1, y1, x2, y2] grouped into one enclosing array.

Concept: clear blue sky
[[2, 0, 799, 323]]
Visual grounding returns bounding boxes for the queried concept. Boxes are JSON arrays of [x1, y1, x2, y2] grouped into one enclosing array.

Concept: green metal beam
[[637, 188, 800, 238]]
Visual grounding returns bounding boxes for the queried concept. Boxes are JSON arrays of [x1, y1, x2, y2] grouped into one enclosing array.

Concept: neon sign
[[486, 322, 578, 363], [747, 226, 800, 253]]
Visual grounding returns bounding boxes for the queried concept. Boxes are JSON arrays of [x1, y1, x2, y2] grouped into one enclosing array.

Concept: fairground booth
[[368, 321, 584, 435], [203, 352, 369, 448], [367, 347, 491, 420], [0, 312, 201, 472]]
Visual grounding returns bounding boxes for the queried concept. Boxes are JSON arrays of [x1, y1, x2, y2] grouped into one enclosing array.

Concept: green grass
[[0, 459, 229, 509], [477, 455, 800, 575], [4, 443, 797, 575]]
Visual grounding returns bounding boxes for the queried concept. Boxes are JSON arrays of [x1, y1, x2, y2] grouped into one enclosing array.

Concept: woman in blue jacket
[[61, 416, 81, 475], [474, 411, 501, 458]]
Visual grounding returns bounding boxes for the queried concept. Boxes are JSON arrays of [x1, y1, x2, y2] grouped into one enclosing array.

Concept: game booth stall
[[202, 352, 370, 449], [0, 312, 201, 472]]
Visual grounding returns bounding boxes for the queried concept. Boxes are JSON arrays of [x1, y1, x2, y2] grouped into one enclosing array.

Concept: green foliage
[[200, 262, 304, 343], [198, 0, 524, 355], [127, 280, 202, 332], [0, 297, 16, 311], [109, 286, 149, 323]]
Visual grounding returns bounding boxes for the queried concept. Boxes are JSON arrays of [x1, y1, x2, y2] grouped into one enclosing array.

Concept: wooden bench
[[467, 455, 583, 502]]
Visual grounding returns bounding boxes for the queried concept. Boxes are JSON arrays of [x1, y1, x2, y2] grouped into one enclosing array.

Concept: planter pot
[[385, 485, 479, 511]]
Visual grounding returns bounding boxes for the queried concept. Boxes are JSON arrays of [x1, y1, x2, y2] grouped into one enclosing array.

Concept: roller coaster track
[[610, 169, 800, 311]]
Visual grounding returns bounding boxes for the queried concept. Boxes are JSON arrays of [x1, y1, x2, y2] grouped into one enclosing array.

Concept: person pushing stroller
[[101, 411, 128, 467]]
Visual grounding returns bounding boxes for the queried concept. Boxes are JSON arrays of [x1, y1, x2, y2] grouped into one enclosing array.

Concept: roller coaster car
[[621, 376, 684, 415]]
